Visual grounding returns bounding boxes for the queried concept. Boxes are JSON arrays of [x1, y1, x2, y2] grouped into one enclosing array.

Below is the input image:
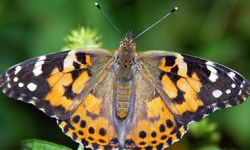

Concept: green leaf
[[197, 145, 221, 150], [21, 139, 72, 150], [77, 144, 84, 150]]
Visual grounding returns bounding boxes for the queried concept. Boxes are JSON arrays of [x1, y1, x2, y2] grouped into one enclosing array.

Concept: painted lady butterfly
[[0, 32, 249, 149]]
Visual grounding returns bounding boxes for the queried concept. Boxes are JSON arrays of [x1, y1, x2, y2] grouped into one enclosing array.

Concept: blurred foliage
[[62, 27, 102, 50], [188, 119, 220, 145], [0, 0, 250, 150], [181, 119, 221, 150]]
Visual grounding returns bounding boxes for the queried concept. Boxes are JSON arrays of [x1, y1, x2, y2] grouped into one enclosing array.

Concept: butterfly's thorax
[[114, 32, 136, 120], [116, 50, 134, 81]]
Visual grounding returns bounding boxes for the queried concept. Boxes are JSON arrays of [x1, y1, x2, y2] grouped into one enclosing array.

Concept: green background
[[0, 0, 250, 149]]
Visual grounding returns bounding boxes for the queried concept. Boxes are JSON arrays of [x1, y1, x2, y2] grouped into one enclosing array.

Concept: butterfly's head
[[119, 32, 136, 52]]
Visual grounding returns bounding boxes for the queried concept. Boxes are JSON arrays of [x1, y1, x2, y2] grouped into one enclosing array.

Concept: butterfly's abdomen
[[115, 81, 132, 119], [114, 41, 136, 120]]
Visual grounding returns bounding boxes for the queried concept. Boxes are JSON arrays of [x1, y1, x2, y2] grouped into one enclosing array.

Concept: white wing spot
[[39, 108, 46, 113], [228, 72, 236, 80], [238, 90, 242, 95], [64, 57, 74, 68], [5, 72, 9, 77], [231, 83, 236, 88], [28, 100, 36, 105], [208, 72, 218, 82], [27, 83, 37, 91], [212, 90, 223, 98], [17, 97, 23, 101], [38, 56, 46, 61], [33, 67, 43, 76], [32, 96, 38, 100], [18, 82, 24, 87], [7, 83, 11, 88], [34, 60, 45, 67], [226, 89, 231, 94], [13, 77, 19, 82], [206, 61, 218, 82], [207, 66, 218, 82], [51, 115, 59, 119], [7, 77, 10, 81], [15, 66, 22, 75], [2, 89, 6, 94], [33, 60, 45, 76], [240, 84, 244, 88], [63, 51, 76, 71], [206, 61, 215, 66]]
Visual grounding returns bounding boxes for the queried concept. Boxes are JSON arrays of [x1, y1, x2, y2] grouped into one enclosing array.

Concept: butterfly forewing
[[0, 49, 112, 120], [139, 51, 250, 125]]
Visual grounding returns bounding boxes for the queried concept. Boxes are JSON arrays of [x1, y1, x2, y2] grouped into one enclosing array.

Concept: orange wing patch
[[174, 77, 203, 114], [44, 51, 94, 116], [161, 75, 178, 99], [83, 94, 102, 115], [159, 54, 188, 77], [160, 74, 204, 115], [58, 93, 118, 149], [45, 70, 91, 112], [125, 97, 187, 149], [63, 51, 92, 73], [159, 55, 204, 116], [72, 71, 90, 94], [45, 73, 74, 109], [186, 73, 202, 92]]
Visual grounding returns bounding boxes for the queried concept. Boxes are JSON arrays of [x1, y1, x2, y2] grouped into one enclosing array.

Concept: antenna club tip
[[171, 7, 178, 13], [95, 2, 100, 9]]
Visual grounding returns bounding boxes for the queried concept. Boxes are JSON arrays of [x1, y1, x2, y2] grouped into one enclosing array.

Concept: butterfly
[[0, 32, 249, 150]]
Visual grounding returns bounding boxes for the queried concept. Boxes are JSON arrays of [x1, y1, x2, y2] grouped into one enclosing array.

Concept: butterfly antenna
[[135, 7, 178, 40], [95, 2, 122, 35]]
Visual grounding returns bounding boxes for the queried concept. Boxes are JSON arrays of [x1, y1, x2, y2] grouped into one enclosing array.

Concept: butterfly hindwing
[[58, 68, 120, 150], [0, 49, 112, 120], [139, 51, 250, 125], [122, 67, 188, 150]]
